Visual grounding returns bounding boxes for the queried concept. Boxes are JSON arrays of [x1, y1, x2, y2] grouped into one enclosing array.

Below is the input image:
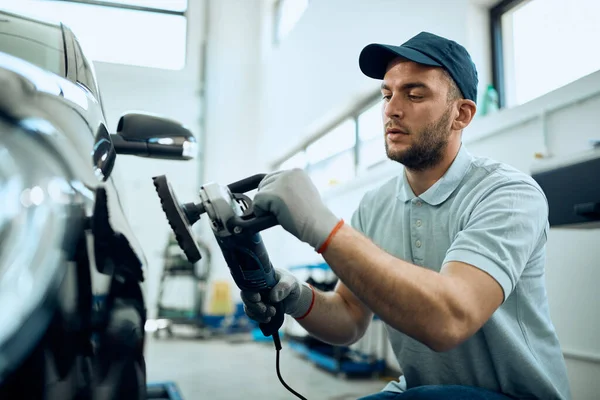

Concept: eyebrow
[[380, 82, 430, 91]]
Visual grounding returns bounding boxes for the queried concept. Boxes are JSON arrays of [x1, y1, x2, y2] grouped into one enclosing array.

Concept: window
[[273, 0, 308, 44], [72, 32, 102, 101], [306, 119, 356, 165], [492, 0, 600, 107], [306, 119, 356, 191], [88, 0, 187, 12], [275, 94, 390, 192], [280, 151, 307, 170], [357, 100, 385, 170], [0, 11, 65, 77], [275, 95, 388, 192], [2, 0, 187, 70]]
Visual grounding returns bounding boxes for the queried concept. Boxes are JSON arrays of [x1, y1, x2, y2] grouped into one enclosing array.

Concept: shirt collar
[[397, 144, 473, 205]]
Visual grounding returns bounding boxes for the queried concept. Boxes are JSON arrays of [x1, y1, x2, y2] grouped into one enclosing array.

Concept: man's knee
[[357, 391, 402, 400], [400, 385, 511, 400], [358, 385, 511, 400]]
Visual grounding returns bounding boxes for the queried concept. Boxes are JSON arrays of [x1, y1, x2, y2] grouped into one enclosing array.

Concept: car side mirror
[[110, 112, 196, 160]]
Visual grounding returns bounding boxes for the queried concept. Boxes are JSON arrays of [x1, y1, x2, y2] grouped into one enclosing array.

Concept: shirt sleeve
[[443, 179, 549, 301], [350, 203, 365, 234]]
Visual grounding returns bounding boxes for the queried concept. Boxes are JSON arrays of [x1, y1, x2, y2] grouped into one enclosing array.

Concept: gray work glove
[[241, 268, 313, 323], [253, 168, 341, 251]]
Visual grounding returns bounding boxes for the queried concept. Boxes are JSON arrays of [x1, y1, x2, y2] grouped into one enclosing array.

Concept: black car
[[0, 10, 195, 399]]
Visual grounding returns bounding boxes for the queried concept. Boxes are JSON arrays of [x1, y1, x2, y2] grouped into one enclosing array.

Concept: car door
[[64, 25, 148, 272]]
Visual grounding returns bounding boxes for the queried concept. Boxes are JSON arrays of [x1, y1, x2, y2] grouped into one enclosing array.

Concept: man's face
[[380, 59, 456, 171]]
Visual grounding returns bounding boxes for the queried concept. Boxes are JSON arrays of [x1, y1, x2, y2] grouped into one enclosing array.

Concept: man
[[243, 32, 571, 399]]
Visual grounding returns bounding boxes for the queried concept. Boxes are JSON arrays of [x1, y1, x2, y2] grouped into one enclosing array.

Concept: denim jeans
[[357, 385, 514, 400]]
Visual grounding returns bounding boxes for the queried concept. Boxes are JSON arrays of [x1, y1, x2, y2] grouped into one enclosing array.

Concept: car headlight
[[0, 117, 76, 382]]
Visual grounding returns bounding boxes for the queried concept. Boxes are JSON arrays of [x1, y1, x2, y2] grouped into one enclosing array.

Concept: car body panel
[[0, 11, 153, 394], [0, 19, 148, 290]]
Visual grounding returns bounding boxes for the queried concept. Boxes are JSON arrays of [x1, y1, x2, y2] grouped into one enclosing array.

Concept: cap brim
[[359, 44, 442, 79]]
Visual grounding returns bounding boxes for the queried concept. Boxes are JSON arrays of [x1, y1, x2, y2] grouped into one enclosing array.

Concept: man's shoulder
[[466, 154, 545, 196]]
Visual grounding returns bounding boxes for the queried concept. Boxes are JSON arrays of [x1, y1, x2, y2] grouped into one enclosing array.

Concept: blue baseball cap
[[359, 31, 479, 103]]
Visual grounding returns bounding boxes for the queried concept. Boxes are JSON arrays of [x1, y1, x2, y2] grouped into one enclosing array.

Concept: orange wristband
[[294, 284, 315, 321], [316, 219, 345, 254]]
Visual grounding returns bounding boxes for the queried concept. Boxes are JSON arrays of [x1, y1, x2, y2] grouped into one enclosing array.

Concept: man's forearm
[[294, 289, 369, 346], [321, 223, 463, 351]]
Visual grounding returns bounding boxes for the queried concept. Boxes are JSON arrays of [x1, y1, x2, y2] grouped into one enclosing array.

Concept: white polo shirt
[[351, 144, 571, 399]]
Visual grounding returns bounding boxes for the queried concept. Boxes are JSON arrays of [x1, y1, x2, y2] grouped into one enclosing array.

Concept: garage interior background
[[4, 0, 598, 398]]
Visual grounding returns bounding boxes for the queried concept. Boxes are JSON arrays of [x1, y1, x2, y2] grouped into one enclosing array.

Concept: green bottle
[[482, 84, 499, 115]]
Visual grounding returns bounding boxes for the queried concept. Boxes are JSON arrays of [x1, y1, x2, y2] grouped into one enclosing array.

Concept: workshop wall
[[92, 0, 205, 319], [190, 0, 494, 312], [262, 69, 600, 400], [96, 63, 202, 319], [257, 0, 473, 166], [256, 0, 490, 381], [194, 0, 267, 312], [255, 0, 600, 398], [465, 72, 600, 400]]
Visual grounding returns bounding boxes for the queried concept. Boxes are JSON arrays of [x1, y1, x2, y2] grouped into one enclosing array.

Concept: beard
[[385, 107, 453, 171]]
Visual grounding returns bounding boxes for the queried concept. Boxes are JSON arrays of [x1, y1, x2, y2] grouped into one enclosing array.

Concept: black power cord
[[272, 332, 307, 400]]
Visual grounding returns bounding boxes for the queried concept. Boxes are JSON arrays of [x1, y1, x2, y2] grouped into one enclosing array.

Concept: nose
[[383, 96, 404, 120]]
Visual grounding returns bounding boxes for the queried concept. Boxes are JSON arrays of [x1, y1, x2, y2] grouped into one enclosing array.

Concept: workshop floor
[[145, 333, 392, 400]]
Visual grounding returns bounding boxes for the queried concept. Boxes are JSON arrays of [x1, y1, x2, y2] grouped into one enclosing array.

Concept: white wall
[[255, 0, 492, 373], [267, 71, 600, 400], [93, 0, 205, 319], [202, 0, 264, 185], [99, 0, 267, 318], [465, 71, 600, 400], [255, 0, 599, 398], [194, 0, 265, 310], [466, 0, 493, 106], [258, 0, 470, 166], [97, 63, 202, 319]]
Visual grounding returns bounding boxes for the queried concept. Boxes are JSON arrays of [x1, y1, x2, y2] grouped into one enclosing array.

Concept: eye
[[408, 94, 423, 101], [382, 94, 392, 101]]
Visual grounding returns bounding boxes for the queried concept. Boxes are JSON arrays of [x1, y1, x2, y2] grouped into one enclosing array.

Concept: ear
[[452, 99, 477, 131]]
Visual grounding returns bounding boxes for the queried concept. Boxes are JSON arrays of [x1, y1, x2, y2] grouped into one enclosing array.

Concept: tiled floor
[[145, 333, 393, 400]]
